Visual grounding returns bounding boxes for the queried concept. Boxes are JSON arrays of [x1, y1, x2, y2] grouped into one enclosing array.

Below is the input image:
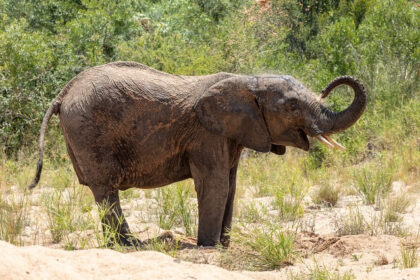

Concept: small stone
[[391, 180, 406, 195]]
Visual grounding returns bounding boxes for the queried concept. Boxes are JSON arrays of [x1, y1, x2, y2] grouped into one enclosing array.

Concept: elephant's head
[[195, 75, 367, 153]]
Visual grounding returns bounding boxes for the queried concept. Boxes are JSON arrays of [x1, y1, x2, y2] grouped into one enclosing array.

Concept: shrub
[[312, 183, 340, 207]]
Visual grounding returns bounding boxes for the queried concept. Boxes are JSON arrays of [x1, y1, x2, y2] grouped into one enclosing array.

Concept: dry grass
[[353, 161, 395, 205], [312, 183, 340, 207], [0, 192, 29, 245], [154, 180, 197, 237], [335, 207, 368, 236], [383, 193, 413, 223], [289, 264, 355, 280], [400, 242, 419, 268]]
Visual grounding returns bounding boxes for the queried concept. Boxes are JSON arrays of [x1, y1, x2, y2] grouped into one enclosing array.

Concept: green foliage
[[1, 0, 83, 32], [0, 0, 418, 176], [117, 31, 224, 75], [194, 0, 234, 22]]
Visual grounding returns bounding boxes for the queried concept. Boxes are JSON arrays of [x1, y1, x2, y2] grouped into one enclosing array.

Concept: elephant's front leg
[[190, 163, 230, 246], [220, 163, 239, 247]]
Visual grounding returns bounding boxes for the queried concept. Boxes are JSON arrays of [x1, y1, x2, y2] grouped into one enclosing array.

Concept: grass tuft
[[155, 180, 197, 237], [238, 202, 268, 224], [272, 175, 307, 222], [383, 193, 413, 223], [289, 264, 355, 280], [353, 162, 394, 205], [227, 224, 297, 270], [400, 242, 418, 268], [312, 183, 340, 207], [0, 192, 28, 245], [335, 207, 368, 236], [42, 184, 94, 244]]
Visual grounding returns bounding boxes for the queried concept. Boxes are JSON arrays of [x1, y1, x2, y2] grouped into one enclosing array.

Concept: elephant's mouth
[[273, 128, 310, 151], [298, 129, 310, 151], [274, 129, 346, 152]]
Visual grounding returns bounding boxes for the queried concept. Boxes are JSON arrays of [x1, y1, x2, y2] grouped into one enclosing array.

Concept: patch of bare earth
[[2, 181, 420, 279], [1, 232, 420, 280]]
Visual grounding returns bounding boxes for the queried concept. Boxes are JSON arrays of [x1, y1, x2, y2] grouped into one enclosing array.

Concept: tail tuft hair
[[28, 160, 43, 189]]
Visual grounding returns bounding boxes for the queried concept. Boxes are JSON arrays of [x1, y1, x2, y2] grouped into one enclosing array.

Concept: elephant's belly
[[118, 153, 192, 190]]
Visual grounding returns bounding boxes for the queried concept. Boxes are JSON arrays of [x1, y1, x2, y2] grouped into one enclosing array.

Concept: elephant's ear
[[194, 76, 271, 152]]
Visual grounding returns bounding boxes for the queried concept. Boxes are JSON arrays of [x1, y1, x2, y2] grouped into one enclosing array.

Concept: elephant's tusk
[[324, 135, 346, 151], [316, 135, 334, 149]]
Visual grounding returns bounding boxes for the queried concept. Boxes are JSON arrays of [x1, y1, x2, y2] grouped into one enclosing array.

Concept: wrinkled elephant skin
[[28, 62, 367, 247]]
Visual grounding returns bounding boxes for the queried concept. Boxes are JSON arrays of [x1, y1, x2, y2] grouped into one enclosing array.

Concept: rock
[[391, 180, 406, 195]]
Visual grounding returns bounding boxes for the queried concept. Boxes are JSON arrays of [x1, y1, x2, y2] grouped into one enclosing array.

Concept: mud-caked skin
[[29, 61, 367, 247]]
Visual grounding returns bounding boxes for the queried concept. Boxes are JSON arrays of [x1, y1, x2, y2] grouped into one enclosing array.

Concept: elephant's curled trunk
[[316, 76, 367, 136]]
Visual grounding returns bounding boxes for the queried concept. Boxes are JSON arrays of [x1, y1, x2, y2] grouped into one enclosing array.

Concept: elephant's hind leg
[[64, 140, 87, 185], [89, 185, 141, 247]]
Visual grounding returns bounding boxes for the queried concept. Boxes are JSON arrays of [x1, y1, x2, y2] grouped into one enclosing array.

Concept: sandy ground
[[0, 240, 252, 280], [1, 237, 420, 280], [2, 180, 420, 279]]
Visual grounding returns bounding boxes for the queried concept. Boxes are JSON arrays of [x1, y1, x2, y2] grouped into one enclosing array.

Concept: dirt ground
[[2, 180, 420, 279], [1, 233, 420, 280]]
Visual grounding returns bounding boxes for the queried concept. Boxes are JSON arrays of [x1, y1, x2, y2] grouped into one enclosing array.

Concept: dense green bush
[[0, 0, 419, 164]]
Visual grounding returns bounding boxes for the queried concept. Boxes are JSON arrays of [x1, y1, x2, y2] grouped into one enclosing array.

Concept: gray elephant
[[28, 61, 366, 247]]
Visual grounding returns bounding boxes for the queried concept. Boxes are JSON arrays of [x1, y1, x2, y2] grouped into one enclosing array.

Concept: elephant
[[28, 61, 367, 247]]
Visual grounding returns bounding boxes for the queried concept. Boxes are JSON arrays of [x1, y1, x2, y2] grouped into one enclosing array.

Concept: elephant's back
[[56, 62, 201, 187], [58, 63, 196, 137], [59, 62, 191, 108], [58, 62, 195, 145]]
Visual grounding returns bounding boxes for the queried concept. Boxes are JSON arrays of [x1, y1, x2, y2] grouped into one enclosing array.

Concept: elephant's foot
[[220, 235, 230, 248], [197, 237, 219, 247], [120, 235, 143, 247], [107, 234, 142, 248], [197, 237, 230, 248]]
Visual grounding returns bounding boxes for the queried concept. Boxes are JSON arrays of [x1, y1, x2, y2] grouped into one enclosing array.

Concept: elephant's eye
[[288, 99, 298, 111]]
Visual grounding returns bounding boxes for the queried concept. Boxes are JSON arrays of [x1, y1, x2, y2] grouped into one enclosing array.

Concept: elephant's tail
[[28, 99, 61, 189]]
